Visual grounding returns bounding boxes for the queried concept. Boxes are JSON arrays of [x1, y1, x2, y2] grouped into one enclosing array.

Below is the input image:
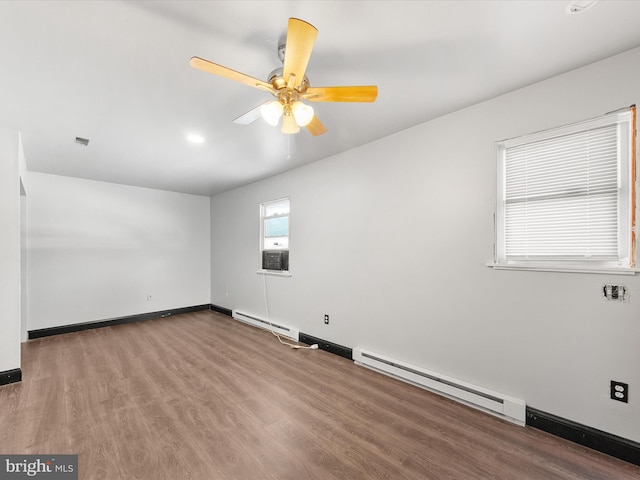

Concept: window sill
[[256, 270, 292, 277], [487, 262, 639, 276]]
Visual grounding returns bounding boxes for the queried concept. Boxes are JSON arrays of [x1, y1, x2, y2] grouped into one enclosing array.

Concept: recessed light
[[566, 0, 598, 14], [187, 134, 204, 144]]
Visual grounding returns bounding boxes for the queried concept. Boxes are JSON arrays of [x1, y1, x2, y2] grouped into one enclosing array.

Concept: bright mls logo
[[0, 456, 77, 479]]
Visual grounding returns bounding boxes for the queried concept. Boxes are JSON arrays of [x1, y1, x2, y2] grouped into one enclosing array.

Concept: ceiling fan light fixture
[[190, 18, 378, 137], [260, 100, 284, 126], [291, 101, 314, 127], [281, 113, 300, 134]]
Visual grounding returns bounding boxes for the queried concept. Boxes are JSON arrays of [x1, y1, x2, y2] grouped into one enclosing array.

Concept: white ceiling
[[1, 0, 640, 196]]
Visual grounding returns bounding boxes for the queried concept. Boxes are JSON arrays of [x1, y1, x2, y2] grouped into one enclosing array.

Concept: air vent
[[75, 137, 90, 146]]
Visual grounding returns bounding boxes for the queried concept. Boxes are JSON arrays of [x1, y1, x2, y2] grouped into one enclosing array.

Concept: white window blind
[[496, 108, 635, 270]]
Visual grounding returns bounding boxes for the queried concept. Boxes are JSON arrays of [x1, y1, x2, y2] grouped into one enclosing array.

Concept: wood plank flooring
[[1, 311, 639, 479]]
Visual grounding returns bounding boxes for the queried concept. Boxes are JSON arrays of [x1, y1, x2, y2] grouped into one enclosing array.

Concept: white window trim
[[256, 269, 292, 277], [259, 197, 291, 275], [486, 261, 640, 276], [493, 108, 637, 274]]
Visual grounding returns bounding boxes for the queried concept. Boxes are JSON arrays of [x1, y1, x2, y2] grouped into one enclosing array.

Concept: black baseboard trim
[[299, 333, 352, 360], [0, 368, 22, 386], [209, 304, 233, 317], [28, 304, 212, 340], [526, 407, 640, 466]]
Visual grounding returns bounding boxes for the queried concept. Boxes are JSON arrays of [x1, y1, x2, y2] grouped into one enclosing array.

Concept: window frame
[[259, 197, 291, 275], [494, 107, 637, 274]]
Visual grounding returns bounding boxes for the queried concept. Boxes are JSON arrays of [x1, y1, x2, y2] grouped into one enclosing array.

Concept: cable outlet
[[610, 380, 628, 403], [324, 314, 329, 325]]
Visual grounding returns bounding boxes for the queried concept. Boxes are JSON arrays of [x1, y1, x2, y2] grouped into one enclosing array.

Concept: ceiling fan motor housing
[[267, 67, 310, 93]]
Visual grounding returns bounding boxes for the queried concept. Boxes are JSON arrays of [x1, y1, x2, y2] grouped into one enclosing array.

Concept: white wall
[[20, 191, 27, 343], [19, 135, 28, 343], [0, 127, 21, 373], [28, 173, 211, 330], [210, 47, 640, 442]]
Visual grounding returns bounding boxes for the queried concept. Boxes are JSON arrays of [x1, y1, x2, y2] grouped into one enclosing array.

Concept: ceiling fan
[[190, 18, 378, 136]]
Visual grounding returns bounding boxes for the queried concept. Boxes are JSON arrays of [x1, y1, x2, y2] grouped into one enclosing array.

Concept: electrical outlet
[[610, 380, 629, 403], [603, 284, 629, 301], [324, 314, 329, 325]]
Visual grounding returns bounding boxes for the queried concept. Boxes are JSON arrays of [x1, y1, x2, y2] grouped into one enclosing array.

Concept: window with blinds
[[495, 107, 635, 271]]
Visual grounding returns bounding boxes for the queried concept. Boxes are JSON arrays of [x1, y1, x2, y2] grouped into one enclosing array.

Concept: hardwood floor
[[1, 310, 638, 479]]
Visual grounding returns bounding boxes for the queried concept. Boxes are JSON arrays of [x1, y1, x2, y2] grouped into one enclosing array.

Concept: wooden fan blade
[[282, 18, 318, 89], [303, 86, 378, 102], [306, 115, 327, 136], [233, 102, 270, 125], [190, 57, 274, 93]]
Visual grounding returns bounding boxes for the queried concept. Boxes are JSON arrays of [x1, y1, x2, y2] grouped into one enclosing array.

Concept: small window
[[495, 106, 636, 272], [260, 198, 290, 272]]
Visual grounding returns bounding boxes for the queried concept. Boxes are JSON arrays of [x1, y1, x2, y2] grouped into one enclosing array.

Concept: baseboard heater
[[353, 347, 526, 425], [231, 310, 299, 341]]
